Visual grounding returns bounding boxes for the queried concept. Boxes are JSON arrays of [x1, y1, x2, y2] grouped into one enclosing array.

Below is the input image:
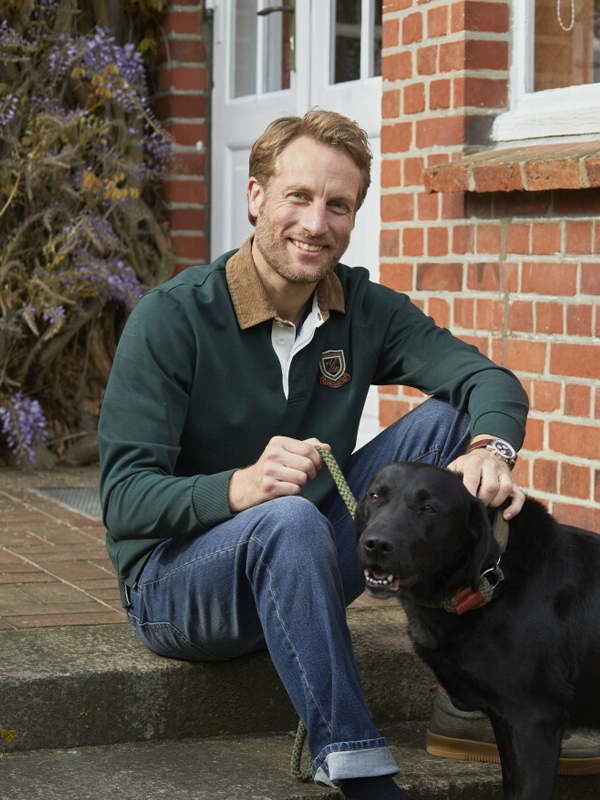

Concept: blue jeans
[[126, 398, 471, 786]]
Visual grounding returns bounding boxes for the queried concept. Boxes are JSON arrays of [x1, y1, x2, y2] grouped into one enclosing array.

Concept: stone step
[[0, 607, 436, 753], [3, 723, 599, 799]]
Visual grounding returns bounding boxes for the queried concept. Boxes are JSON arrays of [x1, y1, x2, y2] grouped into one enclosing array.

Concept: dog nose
[[363, 535, 394, 556]]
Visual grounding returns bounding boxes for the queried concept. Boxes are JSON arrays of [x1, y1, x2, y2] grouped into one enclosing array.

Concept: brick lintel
[[423, 141, 600, 193]]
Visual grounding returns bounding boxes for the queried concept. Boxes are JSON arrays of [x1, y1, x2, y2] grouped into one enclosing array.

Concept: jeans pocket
[[127, 612, 226, 662]]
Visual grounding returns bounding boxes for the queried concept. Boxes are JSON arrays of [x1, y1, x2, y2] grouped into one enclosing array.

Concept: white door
[[211, 0, 382, 446]]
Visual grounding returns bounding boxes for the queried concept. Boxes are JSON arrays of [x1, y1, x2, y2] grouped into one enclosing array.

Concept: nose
[[362, 533, 395, 558], [301, 201, 329, 237]]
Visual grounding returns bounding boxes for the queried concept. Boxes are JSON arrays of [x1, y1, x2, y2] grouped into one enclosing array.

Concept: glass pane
[[371, 0, 382, 77], [334, 0, 361, 84], [534, 0, 600, 91], [232, 0, 257, 98], [263, 0, 293, 92]]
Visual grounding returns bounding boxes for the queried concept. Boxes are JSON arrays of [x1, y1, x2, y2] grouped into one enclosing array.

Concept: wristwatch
[[465, 438, 518, 470]]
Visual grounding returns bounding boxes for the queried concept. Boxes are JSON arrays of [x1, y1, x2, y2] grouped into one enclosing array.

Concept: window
[[493, 0, 600, 141], [332, 0, 382, 85]]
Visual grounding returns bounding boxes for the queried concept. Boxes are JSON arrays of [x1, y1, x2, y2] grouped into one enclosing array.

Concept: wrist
[[465, 437, 518, 470]]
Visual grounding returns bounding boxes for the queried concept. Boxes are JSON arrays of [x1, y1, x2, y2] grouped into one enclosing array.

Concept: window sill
[[423, 141, 600, 194]]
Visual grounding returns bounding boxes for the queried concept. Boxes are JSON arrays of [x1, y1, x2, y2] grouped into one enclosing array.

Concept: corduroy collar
[[226, 236, 346, 330]]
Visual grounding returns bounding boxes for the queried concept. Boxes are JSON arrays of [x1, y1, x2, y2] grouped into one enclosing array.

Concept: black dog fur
[[355, 461, 600, 800]]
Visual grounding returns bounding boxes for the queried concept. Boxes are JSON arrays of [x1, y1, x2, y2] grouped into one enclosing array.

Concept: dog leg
[[490, 714, 563, 800]]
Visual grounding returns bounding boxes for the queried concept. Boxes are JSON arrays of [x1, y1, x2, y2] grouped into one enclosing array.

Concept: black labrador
[[355, 460, 600, 800]]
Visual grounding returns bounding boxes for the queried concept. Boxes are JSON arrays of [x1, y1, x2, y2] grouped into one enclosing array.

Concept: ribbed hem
[[470, 411, 526, 451], [191, 469, 237, 529]]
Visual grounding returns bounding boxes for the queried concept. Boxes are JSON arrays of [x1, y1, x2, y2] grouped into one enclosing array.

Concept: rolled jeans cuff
[[312, 738, 400, 787]]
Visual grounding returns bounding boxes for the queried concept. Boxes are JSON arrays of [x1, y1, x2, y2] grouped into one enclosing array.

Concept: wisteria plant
[[0, 0, 175, 466]]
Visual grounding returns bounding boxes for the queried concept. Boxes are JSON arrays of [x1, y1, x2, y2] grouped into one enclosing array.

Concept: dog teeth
[[365, 571, 396, 586]]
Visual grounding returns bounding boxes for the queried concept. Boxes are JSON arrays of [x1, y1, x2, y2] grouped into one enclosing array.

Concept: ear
[[247, 176, 264, 220], [465, 496, 496, 591]]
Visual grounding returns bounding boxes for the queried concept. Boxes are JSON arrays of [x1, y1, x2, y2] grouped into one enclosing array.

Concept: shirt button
[[278, 337, 286, 345]]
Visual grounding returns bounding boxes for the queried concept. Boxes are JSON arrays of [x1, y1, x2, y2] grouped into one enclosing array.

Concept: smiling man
[[99, 109, 531, 800]]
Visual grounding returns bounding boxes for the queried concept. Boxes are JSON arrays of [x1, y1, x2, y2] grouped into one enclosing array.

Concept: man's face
[[248, 136, 362, 287]]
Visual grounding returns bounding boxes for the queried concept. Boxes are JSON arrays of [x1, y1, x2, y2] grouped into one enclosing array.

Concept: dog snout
[[361, 531, 395, 558]]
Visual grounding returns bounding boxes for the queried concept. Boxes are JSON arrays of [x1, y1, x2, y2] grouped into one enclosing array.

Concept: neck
[[251, 240, 317, 326]]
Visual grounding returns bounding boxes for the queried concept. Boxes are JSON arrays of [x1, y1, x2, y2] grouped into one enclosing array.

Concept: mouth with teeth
[[363, 569, 402, 597], [291, 238, 327, 253]]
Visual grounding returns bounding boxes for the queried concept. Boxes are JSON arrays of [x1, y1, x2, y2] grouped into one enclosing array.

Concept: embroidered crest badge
[[319, 349, 351, 389]]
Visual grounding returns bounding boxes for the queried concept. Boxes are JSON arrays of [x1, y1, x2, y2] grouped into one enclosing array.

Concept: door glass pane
[[534, 0, 600, 90], [232, 0, 257, 97], [334, 0, 361, 83], [371, 0, 382, 77], [263, 0, 294, 92]]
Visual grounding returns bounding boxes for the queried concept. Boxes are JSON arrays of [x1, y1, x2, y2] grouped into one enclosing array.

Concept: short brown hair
[[248, 108, 372, 225]]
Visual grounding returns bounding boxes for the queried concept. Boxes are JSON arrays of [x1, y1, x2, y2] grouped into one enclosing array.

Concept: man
[[99, 109, 530, 799]]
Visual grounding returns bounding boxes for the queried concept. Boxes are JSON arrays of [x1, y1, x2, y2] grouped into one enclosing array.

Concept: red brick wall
[[155, 1, 210, 273], [380, 0, 600, 532]]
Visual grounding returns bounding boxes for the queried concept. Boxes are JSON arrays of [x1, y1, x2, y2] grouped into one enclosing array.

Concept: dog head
[[355, 462, 498, 602]]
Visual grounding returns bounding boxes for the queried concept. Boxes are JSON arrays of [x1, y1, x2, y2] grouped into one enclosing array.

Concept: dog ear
[[465, 496, 496, 592]]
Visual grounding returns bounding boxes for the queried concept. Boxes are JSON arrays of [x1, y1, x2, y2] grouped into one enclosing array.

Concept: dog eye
[[369, 492, 381, 505], [420, 504, 436, 514]]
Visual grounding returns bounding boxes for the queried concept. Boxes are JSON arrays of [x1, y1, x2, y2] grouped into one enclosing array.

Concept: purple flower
[[0, 391, 48, 466]]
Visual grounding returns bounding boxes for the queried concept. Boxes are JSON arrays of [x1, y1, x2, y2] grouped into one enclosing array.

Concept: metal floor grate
[[37, 486, 102, 521]]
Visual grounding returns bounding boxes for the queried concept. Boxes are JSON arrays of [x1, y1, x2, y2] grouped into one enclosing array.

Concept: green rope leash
[[290, 446, 357, 782]]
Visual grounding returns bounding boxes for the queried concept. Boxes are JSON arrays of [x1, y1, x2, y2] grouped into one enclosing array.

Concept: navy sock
[[341, 775, 409, 800]]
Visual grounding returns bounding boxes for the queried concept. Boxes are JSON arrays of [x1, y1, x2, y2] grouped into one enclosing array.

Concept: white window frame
[[493, 0, 600, 142]]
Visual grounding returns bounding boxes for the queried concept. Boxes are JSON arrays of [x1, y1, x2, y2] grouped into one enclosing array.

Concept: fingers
[[228, 436, 330, 512], [448, 448, 524, 519]]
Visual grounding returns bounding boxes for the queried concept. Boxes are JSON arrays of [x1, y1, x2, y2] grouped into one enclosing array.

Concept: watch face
[[492, 439, 516, 459]]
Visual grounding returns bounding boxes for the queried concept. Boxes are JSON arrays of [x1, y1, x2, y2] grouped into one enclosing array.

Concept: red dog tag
[[451, 585, 485, 615]]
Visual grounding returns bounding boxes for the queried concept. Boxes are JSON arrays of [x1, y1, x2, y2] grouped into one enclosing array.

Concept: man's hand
[[448, 445, 524, 520], [228, 436, 330, 513]]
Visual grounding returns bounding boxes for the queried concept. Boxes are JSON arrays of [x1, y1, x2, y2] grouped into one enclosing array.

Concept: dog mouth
[[363, 569, 402, 597]]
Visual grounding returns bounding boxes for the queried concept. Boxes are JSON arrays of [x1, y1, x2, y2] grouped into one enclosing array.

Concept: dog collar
[[419, 512, 509, 616]]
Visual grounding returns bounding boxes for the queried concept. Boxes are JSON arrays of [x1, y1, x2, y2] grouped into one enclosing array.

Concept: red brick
[[166, 122, 208, 148], [565, 220, 593, 254], [170, 234, 208, 261], [440, 39, 508, 72], [423, 163, 469, 193], [428, 297, 451, 327], [467, 262, 500, 291], [403, 11, 423, 44], [155, 93, 208, 120], [158, 37, 206, 64], [505, 339, 547, 373], [380, 229, 400, 258], [417, 191, 440, 220], [162, 9, 203, 36], [382, 17, 399, 48], [383, 0, 413, 12], [429, 79, 451, 109], [428, 5, 449, 37], [476, 224, 503, 254], [382, 50, 412, 81], [531, 223, 561, 255], [503, 262, 519, 292], [404, 83, 425, 114], [382, 89, 401, 118], [554, 190, 600, 216], [476, 298, 504, 330], [533, 459, 558, 493], [382, 122, 412, 153], [452, 224, 474, 254], [427, 227, 449, 256], [403, 157, 425, 186], [380, 263, 414, 292], [581, 262, 600, 294], [532, 380, 561, 412], [453, 77, 508, 109], [170, 151, 207, 176], [564, 384, 592, 417], [451, 1, 511, 33], [455, 297, 475, 328], [380, 399, 411, 428], [417, 116, 466, 148], [523, 417, 544, 451], [524, 160, 584, 191], [442, 192, 467, 219], [550, 421, 600, 460], [506, 223, 530, 254], [417, 44, 438, 75], [536, 302, 564, 335], [595, 470, 600, 503], [162, 179, 207, 205], [382, 159, 402, 188], [416, 263, 463, 291], [566, 304, 593, 336], [402, 228, 424, 256], [522, 262, 577, 296], [551, 342, 600, 380], [382, 193, 414, 221], [595, 387, 600, 420], [166, 207, 207, 231], [158, 66, 209, 93], [508, 300, 534, 333]]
